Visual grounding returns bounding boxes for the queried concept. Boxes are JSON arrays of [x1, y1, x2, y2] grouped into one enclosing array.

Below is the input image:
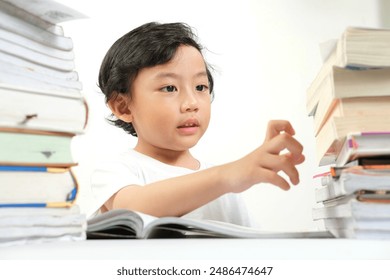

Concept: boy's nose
[[181, 89, 199, 112]]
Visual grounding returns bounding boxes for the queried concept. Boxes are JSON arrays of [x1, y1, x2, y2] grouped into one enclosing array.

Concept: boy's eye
[[196, 85, 208, 92], [161, 85, 177, 92]]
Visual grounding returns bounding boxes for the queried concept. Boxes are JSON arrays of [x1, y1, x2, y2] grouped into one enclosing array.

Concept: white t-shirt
[[90, 149, 253, 227]]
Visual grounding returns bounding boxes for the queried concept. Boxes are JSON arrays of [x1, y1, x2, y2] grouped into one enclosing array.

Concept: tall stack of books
[[0, 0, 88, 246], [307, 27, 390, 239]]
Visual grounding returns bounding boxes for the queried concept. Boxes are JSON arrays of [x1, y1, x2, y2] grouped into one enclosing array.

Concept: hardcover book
[[0, 129, 76, 166], [308, 66, 390, 121], [0, 84, 88, 134], [0, 165, 78, 207], [306, 27, 390, 115]]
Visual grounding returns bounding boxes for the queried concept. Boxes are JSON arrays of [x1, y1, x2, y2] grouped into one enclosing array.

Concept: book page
[[86, 209, 143, 238], [142, 216, 333, 239]]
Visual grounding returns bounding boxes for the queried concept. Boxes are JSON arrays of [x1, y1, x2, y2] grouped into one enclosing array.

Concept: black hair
[[98, 22, 214, 136]]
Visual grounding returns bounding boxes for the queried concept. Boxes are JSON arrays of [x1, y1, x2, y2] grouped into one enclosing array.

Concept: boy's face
[[128, 45, 211, 155]]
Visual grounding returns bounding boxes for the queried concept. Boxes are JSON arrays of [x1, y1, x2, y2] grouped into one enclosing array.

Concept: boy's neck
[[134, 145, 200, 170]]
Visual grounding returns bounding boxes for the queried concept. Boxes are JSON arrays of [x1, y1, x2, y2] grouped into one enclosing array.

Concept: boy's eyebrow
[[154, 71, 208, 79]]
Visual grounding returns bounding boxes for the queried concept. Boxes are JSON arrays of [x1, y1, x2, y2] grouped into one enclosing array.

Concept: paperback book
[[0, 205, 86, 247], [313, 195, 390, 239], [315, 164, 390, 202], [335, 132, 390, 167], [315, 117, 390, 166], [87, 209, 333, 239]]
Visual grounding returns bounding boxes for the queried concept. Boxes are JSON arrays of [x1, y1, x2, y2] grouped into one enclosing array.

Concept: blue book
[[0, 165, 78, 208]]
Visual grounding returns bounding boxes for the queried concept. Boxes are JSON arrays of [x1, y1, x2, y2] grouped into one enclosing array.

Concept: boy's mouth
[[177, 119, 199, 128], [178, 123, 198, 128]]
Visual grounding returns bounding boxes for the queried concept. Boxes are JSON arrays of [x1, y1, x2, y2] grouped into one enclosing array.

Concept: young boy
[[91, 22, 305, 226]]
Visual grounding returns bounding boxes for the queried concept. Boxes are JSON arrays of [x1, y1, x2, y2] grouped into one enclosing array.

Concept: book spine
[[0, 200, 75, 208]]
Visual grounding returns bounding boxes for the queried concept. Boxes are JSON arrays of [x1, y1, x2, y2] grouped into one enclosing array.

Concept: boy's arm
[[105, 165, 231, 217], [104, 120, 305, 217]]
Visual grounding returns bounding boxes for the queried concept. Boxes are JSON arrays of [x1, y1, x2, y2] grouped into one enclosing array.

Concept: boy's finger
[[265, 133, 304, 156], [261, 154, 301, 186], [287, 152, 305, 165], [259, 168, 291, 191], [265, 120, 295, 141]]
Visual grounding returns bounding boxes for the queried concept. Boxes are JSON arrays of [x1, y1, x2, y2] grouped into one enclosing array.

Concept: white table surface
[[1, 238, 390, 260]]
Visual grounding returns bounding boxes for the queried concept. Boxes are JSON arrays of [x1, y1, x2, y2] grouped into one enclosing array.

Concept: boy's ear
[[107, 93, 133, 123]]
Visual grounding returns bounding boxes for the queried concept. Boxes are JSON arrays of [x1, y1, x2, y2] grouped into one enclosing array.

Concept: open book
[[87, 209, 333, 239]]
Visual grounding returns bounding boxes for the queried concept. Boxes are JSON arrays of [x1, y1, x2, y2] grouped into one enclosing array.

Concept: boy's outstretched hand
[[224, 120, 305, 192], [104, 119, 305, 217]]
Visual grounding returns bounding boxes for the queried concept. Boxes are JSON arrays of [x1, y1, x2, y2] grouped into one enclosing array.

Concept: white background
[[56, 0, 386, 231]]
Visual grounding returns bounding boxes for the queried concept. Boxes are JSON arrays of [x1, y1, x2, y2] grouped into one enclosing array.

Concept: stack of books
[[307, 27, 390, 238], [0, 0, 88, 246]]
